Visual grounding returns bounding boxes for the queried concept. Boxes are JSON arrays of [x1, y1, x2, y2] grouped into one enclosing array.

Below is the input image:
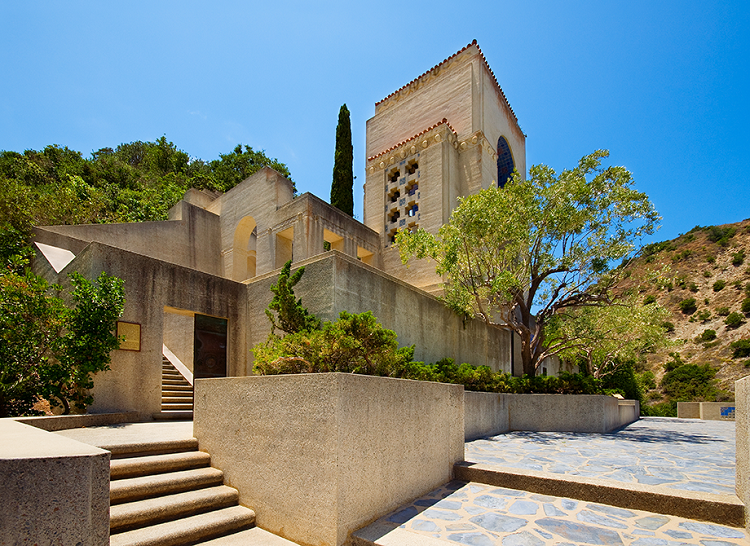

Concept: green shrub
[[642, 241, 673, 257], [662, 321, 675, 332], [696, 329, 717, 343], [706, 255, 716, 264], [730, 339, 750, 359], [643, 294, 656, 305], [678, 298, 697, 314], [707, 225, 737, 247], [713, 280, 726, 292], [663, 352, 685, 372], [672, 250, 693, 263], [660, 363, 718, 401], [732, 249, 746, 266], [642, 400, 677, 417], [716, 306, 730, 316], [694, 309, 711, 322], [725, 312, 744, 328], [704, 271, 713, 278], [675, 275, 687, 289], [688, 282, 698, 293], [742, 298, 750, 315]]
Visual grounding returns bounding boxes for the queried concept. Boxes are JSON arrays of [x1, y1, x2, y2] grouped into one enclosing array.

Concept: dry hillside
[[618, 219, 750, 401]]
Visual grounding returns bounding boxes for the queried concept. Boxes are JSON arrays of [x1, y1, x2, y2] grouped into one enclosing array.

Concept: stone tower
[[363, 40, 526, 293]]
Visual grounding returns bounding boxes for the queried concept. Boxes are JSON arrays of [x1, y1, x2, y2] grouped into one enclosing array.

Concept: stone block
[[194, 373, 464, 546], [677, 402, 701, 419], [507, 394, 628, 433], [735, 375, 750, 531], [0, 419, 110, 546]]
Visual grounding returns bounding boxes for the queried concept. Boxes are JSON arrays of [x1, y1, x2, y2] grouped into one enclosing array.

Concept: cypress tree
[[331, 104, 354, 216]]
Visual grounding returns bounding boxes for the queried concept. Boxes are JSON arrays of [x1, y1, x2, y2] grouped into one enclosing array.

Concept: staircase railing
[[162, 344, 194, 386]]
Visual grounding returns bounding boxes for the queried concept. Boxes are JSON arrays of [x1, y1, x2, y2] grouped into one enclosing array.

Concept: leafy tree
[[265, 260, 320, 335], [330, 104, 354, 216], [548, 296, 670, 379], [660, 363, 719, 401], [0, 270, 124, 417], [397, 150, 659, 376], [209, 144, 294, 193]]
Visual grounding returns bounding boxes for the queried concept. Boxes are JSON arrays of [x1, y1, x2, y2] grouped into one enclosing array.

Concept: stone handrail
[[162, 344, 193, 386]]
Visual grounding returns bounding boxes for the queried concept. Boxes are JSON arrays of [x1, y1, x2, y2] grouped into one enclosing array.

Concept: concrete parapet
[[15, 411, 145, 431], [506, 394, 633, 433], [678, 401, 736, 420], [193, 373, 464, 546], [0, 419, 110, 545], [736, 376, 750, 532], [464, 391, 509, 440]]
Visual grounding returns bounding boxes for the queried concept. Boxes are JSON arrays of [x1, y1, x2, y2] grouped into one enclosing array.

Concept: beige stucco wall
[[193, 373, 464, 546], [35, 241, 248, 418], [246, 252, 512, 373], [464, 391, 510, 440], [735, 376, 750, 532], [163, 309, 195, 372], [506, 394, 632, 433], [0, 419, 110, 546], [34, 200, 222, 276]]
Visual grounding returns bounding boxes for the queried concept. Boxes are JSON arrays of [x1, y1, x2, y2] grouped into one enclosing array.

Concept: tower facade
[[363, 41, 526, 293]]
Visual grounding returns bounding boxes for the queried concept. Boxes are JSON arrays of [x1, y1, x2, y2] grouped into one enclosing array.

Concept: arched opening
[[497, 136, 515, 188], [232, 216, 257, 281]]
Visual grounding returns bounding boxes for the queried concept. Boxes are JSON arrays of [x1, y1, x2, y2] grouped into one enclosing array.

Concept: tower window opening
[[389, 210, 400, 223], [406, 181, 418, 196], [389, 190, 400, 203], [389, 170, 401, 183], [497, 136, 515, 189], [407, 204, 418, 217], [407, 161, 418, 175]]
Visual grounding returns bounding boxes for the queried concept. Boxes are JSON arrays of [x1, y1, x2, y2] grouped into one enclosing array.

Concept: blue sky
[[2, 1, 748, 245]]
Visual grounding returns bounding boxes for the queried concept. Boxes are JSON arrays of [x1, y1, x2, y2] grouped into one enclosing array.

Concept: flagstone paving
[[464, 417, 736, 496], [360, 480, 747, 546]]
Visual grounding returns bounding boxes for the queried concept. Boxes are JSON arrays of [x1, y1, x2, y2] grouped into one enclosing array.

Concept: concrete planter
[[194, 373, 464, 546]]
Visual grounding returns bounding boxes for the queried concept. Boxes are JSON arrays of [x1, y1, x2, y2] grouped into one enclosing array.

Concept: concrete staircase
[[157, 356, 193, 420], [109, 438, 256, 546]]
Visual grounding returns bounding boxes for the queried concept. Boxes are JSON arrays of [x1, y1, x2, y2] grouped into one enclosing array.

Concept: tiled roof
[[367, 119, 456, 161], [375, 40, 520, 129]]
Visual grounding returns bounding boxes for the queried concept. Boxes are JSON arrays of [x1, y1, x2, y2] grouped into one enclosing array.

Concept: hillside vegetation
[[619, 220, 750, 413], [0, 138, 292, 262]]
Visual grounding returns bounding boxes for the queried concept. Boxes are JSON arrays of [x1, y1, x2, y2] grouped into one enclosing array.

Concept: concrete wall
[[464, 393, 638, 437], [736, 376, 750, 533], [507, 394, 633, 433], [464, 391, 510, 440], [678, 401, 735, 420], [34, 200, 222, 276], [0, 419, 110, 545], [36, 241, 248, 418], [194, 373, 464, 546], [246, 252, 512, 373], [163, 308, 195, 372]]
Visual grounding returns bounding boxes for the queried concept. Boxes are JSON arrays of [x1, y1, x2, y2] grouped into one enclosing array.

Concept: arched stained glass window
[[497, 136, 514, 188]]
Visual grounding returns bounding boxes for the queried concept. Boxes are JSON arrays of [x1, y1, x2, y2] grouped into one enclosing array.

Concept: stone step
[[110, 467, 224, 504], [152, 411, 194, 421], [111, 451, 211, 480], [162, 402, 194, 411], [110, 485, 239, 533], [106, 439, 199, 460], [162, 395, 194, 404], [163, 384, 193, 392], [110, 505, 256, 546], [163, 379, 191, 386]]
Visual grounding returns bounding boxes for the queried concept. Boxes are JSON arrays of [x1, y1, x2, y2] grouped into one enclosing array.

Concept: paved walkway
[[356, 480, 747, 546], [355, 417, 746, 546], [54, 420, 194, 447], [464, 417, 736, 496]]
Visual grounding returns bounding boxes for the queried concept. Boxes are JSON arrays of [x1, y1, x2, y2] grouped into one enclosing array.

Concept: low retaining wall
[[15, 411, 145, 431], [735, 376, 750, 533], [0, 419, 110, 545], [464, 391, 510, 440], [677, 401, 736, 420], [465, 393, 638, 437], [194, 373, 464, 546]]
